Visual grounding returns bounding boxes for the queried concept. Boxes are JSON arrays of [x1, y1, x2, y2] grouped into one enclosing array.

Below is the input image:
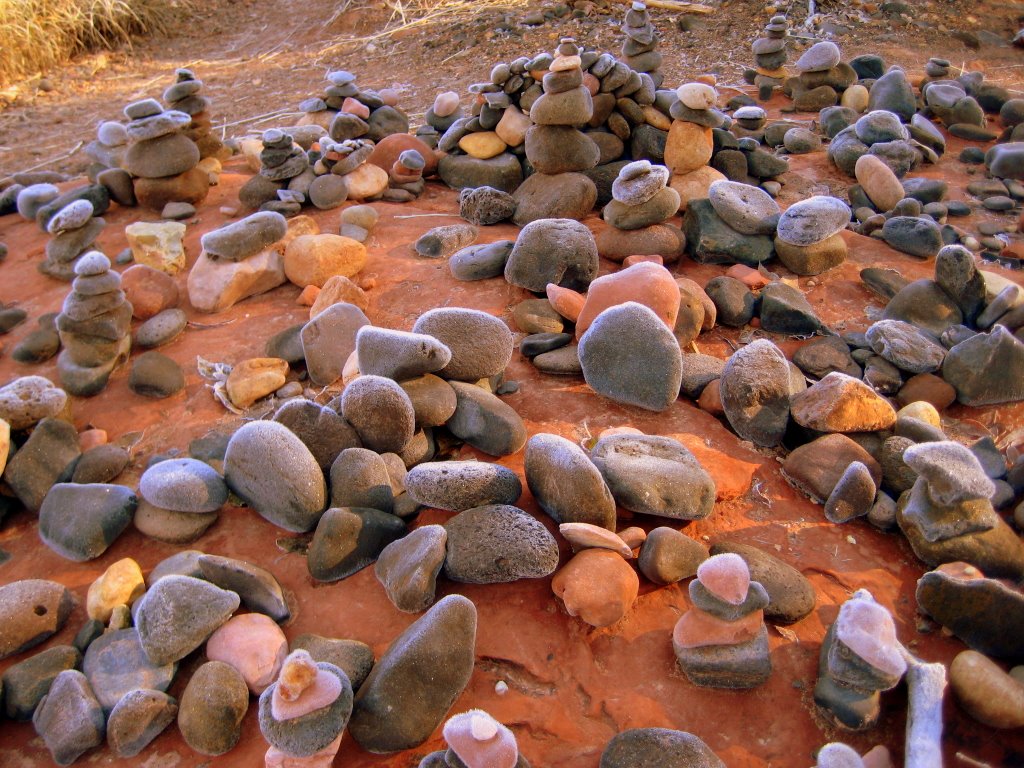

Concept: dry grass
[[325, 0, 527, 46], [0, 0, 190, 86]]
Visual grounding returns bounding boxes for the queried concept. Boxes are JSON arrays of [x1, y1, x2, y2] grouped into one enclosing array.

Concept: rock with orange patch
[[950, 650, 1024, 729], [188, 246, 286, 313], [310, 275, 368, 318], [284, 234, 368, 288], [668, 166, 727, 212], [595, 223, 687, 263], [134, 167, 210, 211], [297, 285, 320, 306], [545, 284, 585, 323], [791, 372, 897, 433], [673, 608, 764, 649], [552, 549, 639, 628], [367, 133, 439, 177], [664, 122, 713, 175], [121, 264, 180, 319], [226, 358, 289, 409], [575, 262, 681, 338]]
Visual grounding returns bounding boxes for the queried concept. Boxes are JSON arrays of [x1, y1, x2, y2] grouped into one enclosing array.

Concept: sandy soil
[[1, 1, 1024, 767]]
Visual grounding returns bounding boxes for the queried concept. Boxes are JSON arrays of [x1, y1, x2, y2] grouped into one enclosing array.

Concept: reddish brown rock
[[367, 134, 438, 177], [551, 549, 638, 628], [575, 262, 681, 338], [897, 373, 957, 410], [134, 167, 210, 210], [121, 264, 180, 320]]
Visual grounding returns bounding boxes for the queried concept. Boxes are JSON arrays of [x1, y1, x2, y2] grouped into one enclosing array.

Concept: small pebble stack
[[240, 129, 311, 215], [40, 198, 106, 281], [664, 80, 727, 213], [786, 40, 856, 112], [747, 15, 790, 101], [163, 68, 228, 161], [599, 160, 682, 263], [620, 2, 662, 88], [297, 70, 409, 144]]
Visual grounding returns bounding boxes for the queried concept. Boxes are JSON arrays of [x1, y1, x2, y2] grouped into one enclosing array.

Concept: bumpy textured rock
[[504, 218, 599, 292], [0, 580, 74, 660], [404, 461, 522, 511], [600, 728, 725, 768], [591, 433, 715, 520], [349, 594, 477, 753], [443, 504, 559, 584], [903, 441, 996, 506], [525, 433, 616, 529], [412, 307, 514, 381], [719, 339, 791, 447], [134, 575, 240, 666]]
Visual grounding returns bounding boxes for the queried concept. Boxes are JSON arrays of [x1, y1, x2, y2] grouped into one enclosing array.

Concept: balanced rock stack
[[786, 41, 857, 112], [814, 589, 906, 730], [896, 440, 1024, 579], [425, 90, 463, 133], [84, 120, 129, 176], [416, 709, 526, 767], [40, 198, 106, 281], [673, 553, 772, 689], [55, 251, 133, 396], [921, 75, 991, 141], [664, 81, 728, 214], [747, 15, 790, 101], [122, 98, 209, 211], [515, 38, 599, 226], [163, 68, 227, 161], [681, 178, 779, 268], [386, 148, 426, 201], [773, 194, 851, 275], [240, 129, 311, 214], [312, 137, 390, 208], [598, 160, 683, 262], [258, 649, 354, 767], [621, 2, 663, 88], [297, 70, 409, 144], [134, 457, 228, 544]]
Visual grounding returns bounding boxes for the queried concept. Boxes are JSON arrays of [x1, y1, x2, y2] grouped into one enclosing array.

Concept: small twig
[[955, 754, 995, 768], [0, 140, 83, 185], [188, 319, 236, 329]]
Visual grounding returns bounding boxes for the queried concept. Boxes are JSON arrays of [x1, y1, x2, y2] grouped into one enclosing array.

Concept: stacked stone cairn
[[673, 553, 772, 688], [240, 129, 311, 215], [40, 198, 107, 281], [746, 15, 790, 101], [297, 70, 409, 144], [514, 38, 599, 226], [598, 160, 683, 263], [921, 73, 992, 142], [122, 98, 209, 211], [163, 68, 228, 161], [785, 41, 857, 112], [773, 194, 851, 275], [664, 81, 728, 215], [83, 121, 128, 178], [135, 457, 227, 544], [621, 2, 663, 88], [386, 148, 426, 201], [814, 590, 906, 730], [417, 709, 525, 767], [55, 251, 132, 396]]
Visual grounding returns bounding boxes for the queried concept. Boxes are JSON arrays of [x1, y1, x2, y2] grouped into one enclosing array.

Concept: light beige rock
[[341, 163, 389, 200], [125, 221, 188, 275], [950, 650, 1024, 728], [559, 522, 633, 558], [676, 82, 718, 110], [459, 132, 508, 160], [896, 400, 941, 428], [841, 84, 870, 112], [226, 358, 289, 409], [342, 350, 360, 385], [196, 157, 223, 185], [668, 166, 726, 212], [265, 733, 342, 767], [774, 233, 848, 276], [0, 375, 70, 430], [642, 105, 672, 131], [664, 121, 714, 175], [278, 215, 321, 250], [284, 234, 368, 288], [237, 138, 265, 172], [855, 154, 904, 212], [310, 275, 369, 319], [86, 558, 145, 623], [188, 247, 286, 313], [495, 106, 531, 147], [207, 613, 288, 695], [617, 526, 647, 549], [676, 277, 716, 330], [791, 372, 897, 432], [0, 418, 8, 477]]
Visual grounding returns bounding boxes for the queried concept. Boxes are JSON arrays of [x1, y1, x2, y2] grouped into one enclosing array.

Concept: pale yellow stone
[[196, 156, 223, 185], [559, 522, 633, 558], [342, 350, 360, 385], [296, 110, 335, 132], [617, 526, 647, 550], [841, 84, 870, 112], [284, 234, 368, 288], [278, 215, 321, 251], [265, 733, 342, 767], [668, 166, 726, 212], [125, 221, 187, 275], [676, 82, 718, 110], [550, 55, 582, 72], [458, 131, 508, 160], [495, 106, 531, 147], [664, 121, 713, 175], [897, 400, 941, 428], [86, 558, 145, 623], [226, 358, 289, 409], [310, 275, 368, 319], [188, 247, 286, 313], [341, 163, 389, 200], [0, 418, 9, 477], [237, 138, 265, 173], [642, 105, 671, 131]]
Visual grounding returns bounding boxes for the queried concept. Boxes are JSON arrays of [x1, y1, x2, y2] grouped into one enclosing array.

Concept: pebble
[[0, 580, 74, 660], [903, 440, 995, 506], [348, 594, 477, 753], [284, 234, 368, 288], [446, 381, 527, 456], [291, 634, 374, 692], [178, 660, 249, 755], [776, 196, 851, 246], [790, 372, 897, 432], [719, 339, 792, 447], [301, 301, 370, 386], [552, 549, 639, 628], [107, 689, 178, 757], [443, 710, 519, 768], [881, 216, 943, 258], [128, 351, 185, 398], [950, 650, 1024, 729], [412, 307, 514, 381], [1, 644, 80, 721], [307, 507, 406, 582], [459, 186, 517, 226], [0, 375, 69, 430], [356, 326, 452, 381], [375, 524, 448, 612], [82, 627, 176, 711], [121, 264, 179, 320], [525, 432, 615, 529], [507, 216, 600, 288], [86, 557, 144, 622], [134, 575, 239, 666], [206, 613, 288, 694], [444, 504, 559, 583], [943, 325, 1024, 405], [404, 461, 521, 511], [198, 553, 290, 622], [329, 447, 394, 513], [224, 419, 327, 532], [32, 670, 105, 766], [600, 728, 724, 768], [259, 657, 352, 755], [3, 417, 81, 512], [399, 374, 458, 427], [340, 374, 416, 453], [824, 461, 877, 524], [866, 319, 946, 374], [38, 482, 137, 562], [638, 527, 709, 585]]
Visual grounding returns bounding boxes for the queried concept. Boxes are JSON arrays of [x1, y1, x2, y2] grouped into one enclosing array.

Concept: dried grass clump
[[327, 0, 527, 44], [0, 0, 188, 85]]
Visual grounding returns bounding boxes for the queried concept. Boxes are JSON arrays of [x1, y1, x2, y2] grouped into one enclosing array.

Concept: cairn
[[55, 251, 133, 396], [748, 15, 790, 101], [40, 199, 106, 281], [239, 129, 311, 213], [597, 160, 683, 263], [621, 1, 663, 88], [297, 70, 409, 144], [163, 68, 227, 161]]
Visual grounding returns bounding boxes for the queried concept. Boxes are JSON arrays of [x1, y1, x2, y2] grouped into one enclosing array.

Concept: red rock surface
[[1, 120, 1024, 768]]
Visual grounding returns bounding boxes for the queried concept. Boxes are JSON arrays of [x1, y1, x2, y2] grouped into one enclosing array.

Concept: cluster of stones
[[14, 182, 112, 280], [784, 41, 860, 113], [135, 457, 227, 544], [814, 590, 907, 730], [620, 2, 663, 88], [673, 553, 771, 688], [122, 98, 210, 211], [163, 67, 228, 161], [55, 252, 132, 397], [240, 129, 312, 215], [83, 119, 129, 182], [746, 14, 790, 101], [599, 160, 682, 262], [296, 70, 410, 145]]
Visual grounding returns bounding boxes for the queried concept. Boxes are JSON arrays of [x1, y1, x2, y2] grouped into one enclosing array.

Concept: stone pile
[[40, 197, 107, 281], [122, 98, 210, 211], [83, 120, 128, 177], [55, 251, 132, 396], [134, 457, 228, 544], [240, 129, 312, 214], [417, 709, 526, 767], [746, 15, 790, 101], [163, 67, 228, 161], [664, 81, 729, 214], [814, 590, 906, 730], [774, 194, 851, 274], [515, 38, 599, 225], [598, 159, 682, 262], [386, 148, 426, 201], [297, 70, 409, 144], [620, 2, 663, 88], [830, 108, 932, 180], [682, 177, 779, 269], [673, 553, 771, 688], [785, 41, 857, 112]]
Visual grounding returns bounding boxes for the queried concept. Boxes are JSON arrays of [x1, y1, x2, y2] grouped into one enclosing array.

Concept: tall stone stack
[[672, 553, 772, 688], [749, 15, 790, 101], [83, 121, 128, 176], [40, 199, 106, 281], [814, 590, 906, 730], [597, 160, 684, 263], [163, 68, 227, 161], [788, 41, 857, 112], [621, 2, 663, 88], [664, 82, 727, 213], [239, 129, 311, 213], [56, 251, 133, 396], [122, 98, 209, 211], [515, 38, 599, 226]]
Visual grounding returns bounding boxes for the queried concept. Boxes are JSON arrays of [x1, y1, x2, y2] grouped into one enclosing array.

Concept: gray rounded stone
[[340, 375, 416, 454], [139, 457, 227, 513], [443, 504, 559, 584], [776, 195, 851, 246], [134, 308, 187, 348], [707, 180, 780, 235], [134, 575, 239, 666], [525, 433, 616, 530], [504, 218, 599, 292], [307, 507, 407, 582], [178, 661, 249, 756], [412, 307, 514, 382], [404, 461, 522, 511], [329, 447, 394, 513], [356, 326, 452, 381], [638, 527, 709, 585], [82, 628, 176, 711], [375, 525, 448, 612], [446, 381, 527, 457], [720, 339, 791, 447], [600, 728, 725, 768], [107, 689, 178, 758]]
